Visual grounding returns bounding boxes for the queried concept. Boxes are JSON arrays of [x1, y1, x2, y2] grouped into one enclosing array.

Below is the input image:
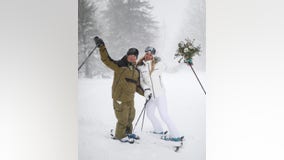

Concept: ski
[[148, 130, 168, 135], [110, 129, 136, 144], [161, 135, 184, 152]]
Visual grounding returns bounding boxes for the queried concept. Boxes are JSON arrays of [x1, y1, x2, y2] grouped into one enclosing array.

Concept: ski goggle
[[144, 46, 156, 55]]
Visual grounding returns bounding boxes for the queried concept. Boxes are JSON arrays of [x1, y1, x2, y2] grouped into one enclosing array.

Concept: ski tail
[[110, 129, 115, 138], [110, 129, 135, 144], [174, 136, 184, 152]]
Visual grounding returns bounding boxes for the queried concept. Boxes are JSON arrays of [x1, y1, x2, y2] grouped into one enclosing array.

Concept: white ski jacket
[[137, 59, 166, 99]]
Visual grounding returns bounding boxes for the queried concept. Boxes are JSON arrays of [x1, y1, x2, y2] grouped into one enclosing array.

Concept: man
[[94, 36, 145, 143]]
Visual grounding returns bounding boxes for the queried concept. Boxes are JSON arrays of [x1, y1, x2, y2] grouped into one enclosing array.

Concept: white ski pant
[[146, 93, 180, 138]]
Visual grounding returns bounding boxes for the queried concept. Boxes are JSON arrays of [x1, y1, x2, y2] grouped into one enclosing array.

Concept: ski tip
[[129, 139, 135, 144]]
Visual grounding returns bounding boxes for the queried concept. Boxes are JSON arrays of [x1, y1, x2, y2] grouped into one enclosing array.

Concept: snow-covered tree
[[79, 0, 110, 78], [102, 0, 158, 60], [179, 0, 205, 71]]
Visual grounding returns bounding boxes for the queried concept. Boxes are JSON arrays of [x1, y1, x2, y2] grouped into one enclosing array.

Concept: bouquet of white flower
[[174, 38, 206, 95], [175, 38, 201, 65]]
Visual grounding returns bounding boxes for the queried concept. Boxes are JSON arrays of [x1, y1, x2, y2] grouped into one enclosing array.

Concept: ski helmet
[[144, 46, 156, 55], [127, 48, 139, 57]]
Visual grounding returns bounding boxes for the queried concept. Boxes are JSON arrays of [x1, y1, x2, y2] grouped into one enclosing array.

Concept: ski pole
[[141, 104, 146, 131], [78, 46, 98, 71], [133, 97, 150, 132], [141, 95, 152, 131], [133, 105, 146, 132], [188, 63, 206, 95]]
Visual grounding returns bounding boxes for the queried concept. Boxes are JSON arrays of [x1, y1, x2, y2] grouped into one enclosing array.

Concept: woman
[[137, 46, 183, 141]]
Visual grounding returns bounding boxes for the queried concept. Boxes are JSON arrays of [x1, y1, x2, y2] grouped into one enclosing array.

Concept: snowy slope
[[78, 68, 205, 160]]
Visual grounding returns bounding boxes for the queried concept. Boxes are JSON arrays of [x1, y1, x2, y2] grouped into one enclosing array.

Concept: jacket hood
[[115, 55, 132, 67], [137, 56, 161, 66]]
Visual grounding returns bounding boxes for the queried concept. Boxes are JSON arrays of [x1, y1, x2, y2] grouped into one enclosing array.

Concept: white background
[[1, 0, 284, 160]]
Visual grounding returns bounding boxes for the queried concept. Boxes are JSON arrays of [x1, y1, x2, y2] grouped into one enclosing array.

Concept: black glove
[[94, 36, 105, 47]]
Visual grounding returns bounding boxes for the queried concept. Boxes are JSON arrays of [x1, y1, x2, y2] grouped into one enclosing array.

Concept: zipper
[[147, 62, 156, 99], [132, 66, 134, 78], [159, 75, 163, 89]]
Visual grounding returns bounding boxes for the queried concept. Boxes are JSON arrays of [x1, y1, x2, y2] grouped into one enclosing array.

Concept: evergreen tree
[[179, 0, 205, 71], [79, 0, 110, 78], [102, 0, 158, 60]]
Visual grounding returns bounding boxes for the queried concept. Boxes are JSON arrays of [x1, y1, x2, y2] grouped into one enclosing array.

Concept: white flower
[[185, 41, 192, 45], [178, 41, 185, 48], [188, 45, 194, 49], [183, 48, 189, 53]]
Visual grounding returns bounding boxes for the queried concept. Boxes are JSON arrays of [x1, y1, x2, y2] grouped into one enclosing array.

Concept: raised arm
[[94, 36, 119, 71], [99, 46, 120, 71]]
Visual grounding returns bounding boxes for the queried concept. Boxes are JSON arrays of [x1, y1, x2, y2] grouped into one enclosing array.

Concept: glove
[[144, 89, 152, 100], [94, 36, 105, 47]]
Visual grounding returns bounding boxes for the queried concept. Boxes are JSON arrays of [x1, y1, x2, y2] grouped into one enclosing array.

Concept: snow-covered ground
[[78, 68, 205, 160]]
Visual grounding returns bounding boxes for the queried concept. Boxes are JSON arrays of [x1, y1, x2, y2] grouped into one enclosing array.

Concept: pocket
[[113, 100, 123, 112]]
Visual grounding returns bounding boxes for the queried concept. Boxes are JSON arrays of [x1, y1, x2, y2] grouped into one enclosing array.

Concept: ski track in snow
[[79, 69, 205, 160]]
